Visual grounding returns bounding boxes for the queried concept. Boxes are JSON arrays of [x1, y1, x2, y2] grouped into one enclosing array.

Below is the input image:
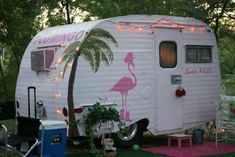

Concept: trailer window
[[159, 41, 177, 68], [186, 46, 212, 63]]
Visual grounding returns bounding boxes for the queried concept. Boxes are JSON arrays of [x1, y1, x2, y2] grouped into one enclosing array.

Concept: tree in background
[[0, 0, 76, 101], [0, 0, 234, 101], [0, 0, 43, 101], [0, 46, 8, 101]]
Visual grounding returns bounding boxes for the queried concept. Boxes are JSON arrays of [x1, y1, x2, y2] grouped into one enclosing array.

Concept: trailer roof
[[30, 15, 208, 48]]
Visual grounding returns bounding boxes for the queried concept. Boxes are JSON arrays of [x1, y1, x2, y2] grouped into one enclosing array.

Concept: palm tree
[[61, 28, 117, 137]]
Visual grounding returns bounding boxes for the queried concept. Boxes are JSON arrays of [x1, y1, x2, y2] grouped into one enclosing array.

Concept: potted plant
[[84, 102, 122, 155]]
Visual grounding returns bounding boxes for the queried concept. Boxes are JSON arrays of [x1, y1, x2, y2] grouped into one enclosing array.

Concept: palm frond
[[87, 28, 117, 46], [83, 36, 114, 60], [61, 28, 117, 74], [62, 54, 75, 78], [82, 48, 95, 71], [93, 51, 101, 72], [81, 38, 114, 71], [62, 41, 81, 60], [79, 28, 117, 72], [101, 47, 114, 65], [61, 41, 81, 77], [100, 51, 110, 66]]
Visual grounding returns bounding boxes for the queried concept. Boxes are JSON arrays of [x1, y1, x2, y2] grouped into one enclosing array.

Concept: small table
[[168, 134, 192, 148]]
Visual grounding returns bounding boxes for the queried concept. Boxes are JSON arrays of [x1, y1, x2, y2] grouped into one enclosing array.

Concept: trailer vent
[[31, 49, 54, 73]]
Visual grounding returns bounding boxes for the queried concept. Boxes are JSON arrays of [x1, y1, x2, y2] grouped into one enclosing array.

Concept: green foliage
[[0, 0, 43, 63], [62, 28, 117, 76], [84, 102, 121, 152], [205, 120, 216, 141], [60, 28, 117, 137], [84, 102, 121, 133], [219, 37, 235, 78], [0, 47, 18, 101], [77, 1, 235, 79], [79, 0, 176, 18], [0, 0, 234, 103], [61, 41, 81, 77], [80, 28, 117, 72]]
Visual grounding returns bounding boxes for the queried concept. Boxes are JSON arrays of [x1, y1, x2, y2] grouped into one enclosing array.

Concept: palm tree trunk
[[68, 53, 80, 137]]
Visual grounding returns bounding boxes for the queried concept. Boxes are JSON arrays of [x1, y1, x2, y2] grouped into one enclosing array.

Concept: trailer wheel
[[113, 122, 144, 148]]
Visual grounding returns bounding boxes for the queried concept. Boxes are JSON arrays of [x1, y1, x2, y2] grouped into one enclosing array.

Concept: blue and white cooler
[[39, 120, 67, 157]]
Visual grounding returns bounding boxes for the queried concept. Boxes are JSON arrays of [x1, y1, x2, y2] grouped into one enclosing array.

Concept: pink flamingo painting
[[109, 52, 137, 121]]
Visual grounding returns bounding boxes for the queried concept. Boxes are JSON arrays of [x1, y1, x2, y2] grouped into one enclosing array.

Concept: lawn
[[66, 135, 235, 157], [67, 149, 164, 157], [224, 83, 235, 96], [1, 121, 235, 157], [66, 135, 168, 157]]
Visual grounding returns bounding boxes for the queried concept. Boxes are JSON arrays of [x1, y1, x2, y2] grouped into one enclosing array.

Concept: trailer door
[[155, 28, 184, 132]]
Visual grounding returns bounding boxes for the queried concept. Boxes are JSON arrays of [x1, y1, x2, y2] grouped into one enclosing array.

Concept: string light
[[61, 44, 66, 47], [115, 18, 206, 33], [190, 27, 195, 32], [56, 107, 63, 115], [219, 128, 225, 133], [199, 26, 206, 32], [75, 47, 80, 52], [53, 92, 62, 99], [128, 25, 135, 32], [67, 62, 72, 68], [59, 71, 64, 76], [52, 75, 60, 81], [116, 23, 125, 32], [55, 57, 62, 65], [138, 26, 144, 32]]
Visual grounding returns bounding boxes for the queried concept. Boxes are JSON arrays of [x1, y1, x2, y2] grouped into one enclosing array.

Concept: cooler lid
[[40, 120, 67, 130]]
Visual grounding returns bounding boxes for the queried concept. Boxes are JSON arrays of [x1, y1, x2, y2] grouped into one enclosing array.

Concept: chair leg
[[23, 138, 39, 157], [6, 144, 24, 157]]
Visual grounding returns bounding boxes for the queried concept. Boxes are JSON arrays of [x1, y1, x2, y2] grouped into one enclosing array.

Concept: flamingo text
[[32, 30, 85, 45]]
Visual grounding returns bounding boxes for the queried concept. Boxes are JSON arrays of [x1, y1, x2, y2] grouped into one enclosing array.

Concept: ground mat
[[142, 141, 235, 157]]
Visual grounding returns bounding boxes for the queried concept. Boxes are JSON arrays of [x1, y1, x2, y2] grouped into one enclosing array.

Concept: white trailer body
[[16, 15, 221, 145]]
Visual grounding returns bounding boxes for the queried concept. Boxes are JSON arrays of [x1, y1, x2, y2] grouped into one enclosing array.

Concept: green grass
[[2, 119, 235, 157], [66, 135, 168, 157], [0, 119, 16, 133], [66, 134, 235, 157], [223, 83, 235, 96], [67, 149, 165, 157]]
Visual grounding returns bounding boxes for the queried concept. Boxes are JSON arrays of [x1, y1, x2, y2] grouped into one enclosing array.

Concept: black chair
[[0, 124, 8, 156], [0, 116, 41, 157]]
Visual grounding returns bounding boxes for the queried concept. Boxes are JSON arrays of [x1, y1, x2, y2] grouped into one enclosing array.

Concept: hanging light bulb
[[190, 27, 195, 32], [116, 23, 125, 32], [67, 62, 72, 68], [172, 24, 178, 28], [75, 47, 80, 52], [199, 26, 205, 32], [56, 107, 63, 115], [61, 43, 66, 47], [53, 92, 62, 99], [53, 75, 61, 81], [55, 57, 62, 65], [59, 71, 64, 76], [128, 25, 135, 32], [219, 128, 225, 133], [138, 26, 144, 32]]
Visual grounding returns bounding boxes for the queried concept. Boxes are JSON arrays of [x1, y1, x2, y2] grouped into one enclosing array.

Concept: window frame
[[185, 45, 212, 63], [159, 41, 177, 68]]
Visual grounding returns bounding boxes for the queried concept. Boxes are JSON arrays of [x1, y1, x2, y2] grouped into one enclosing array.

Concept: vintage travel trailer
[[15, 15, 221, 147]]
